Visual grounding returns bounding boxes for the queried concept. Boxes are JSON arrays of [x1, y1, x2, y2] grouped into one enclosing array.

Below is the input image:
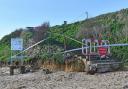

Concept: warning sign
[[98, 47, 107, 56], [11, 38, 23, 51]]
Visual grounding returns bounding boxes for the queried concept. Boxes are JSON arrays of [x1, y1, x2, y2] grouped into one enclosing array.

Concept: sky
[[0, 0, 128, 40]]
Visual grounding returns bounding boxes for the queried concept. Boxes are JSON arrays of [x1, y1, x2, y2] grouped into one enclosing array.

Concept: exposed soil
[[0, 67, 128, 89], [41, 59, 85, 72]]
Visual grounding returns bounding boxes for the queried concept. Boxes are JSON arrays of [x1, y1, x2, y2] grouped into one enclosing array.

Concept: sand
[[0, 67, 128, 89]]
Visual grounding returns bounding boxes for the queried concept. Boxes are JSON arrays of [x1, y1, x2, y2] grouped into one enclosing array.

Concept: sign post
[[10, 38, 24, 75], [11, 38, 23, 64]]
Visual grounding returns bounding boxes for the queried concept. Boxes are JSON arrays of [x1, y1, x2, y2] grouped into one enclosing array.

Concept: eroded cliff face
[[41, 59, 85, 72]]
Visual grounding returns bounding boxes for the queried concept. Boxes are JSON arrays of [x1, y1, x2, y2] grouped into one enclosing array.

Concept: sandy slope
[[0, 67, 128, 89]]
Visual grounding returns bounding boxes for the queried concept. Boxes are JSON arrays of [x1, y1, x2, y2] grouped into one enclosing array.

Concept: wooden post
[[63, 21, 67, 51], [64, 36, 67, 51], [10, 66, 14, 75], [20, 66, 25, 74]]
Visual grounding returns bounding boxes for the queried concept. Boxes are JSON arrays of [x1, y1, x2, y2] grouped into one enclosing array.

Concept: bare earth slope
[[0, 67, 128, 89]]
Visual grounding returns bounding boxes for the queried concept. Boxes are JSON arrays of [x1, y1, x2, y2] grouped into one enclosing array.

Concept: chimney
[[64, 21, 67, 25]]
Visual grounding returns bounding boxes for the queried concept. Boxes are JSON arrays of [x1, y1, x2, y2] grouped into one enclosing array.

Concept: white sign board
[[11, 38, 23, 50]]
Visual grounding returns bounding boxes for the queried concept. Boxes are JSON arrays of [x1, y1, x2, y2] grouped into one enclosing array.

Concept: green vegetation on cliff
[[0, 8, 128, 63]]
